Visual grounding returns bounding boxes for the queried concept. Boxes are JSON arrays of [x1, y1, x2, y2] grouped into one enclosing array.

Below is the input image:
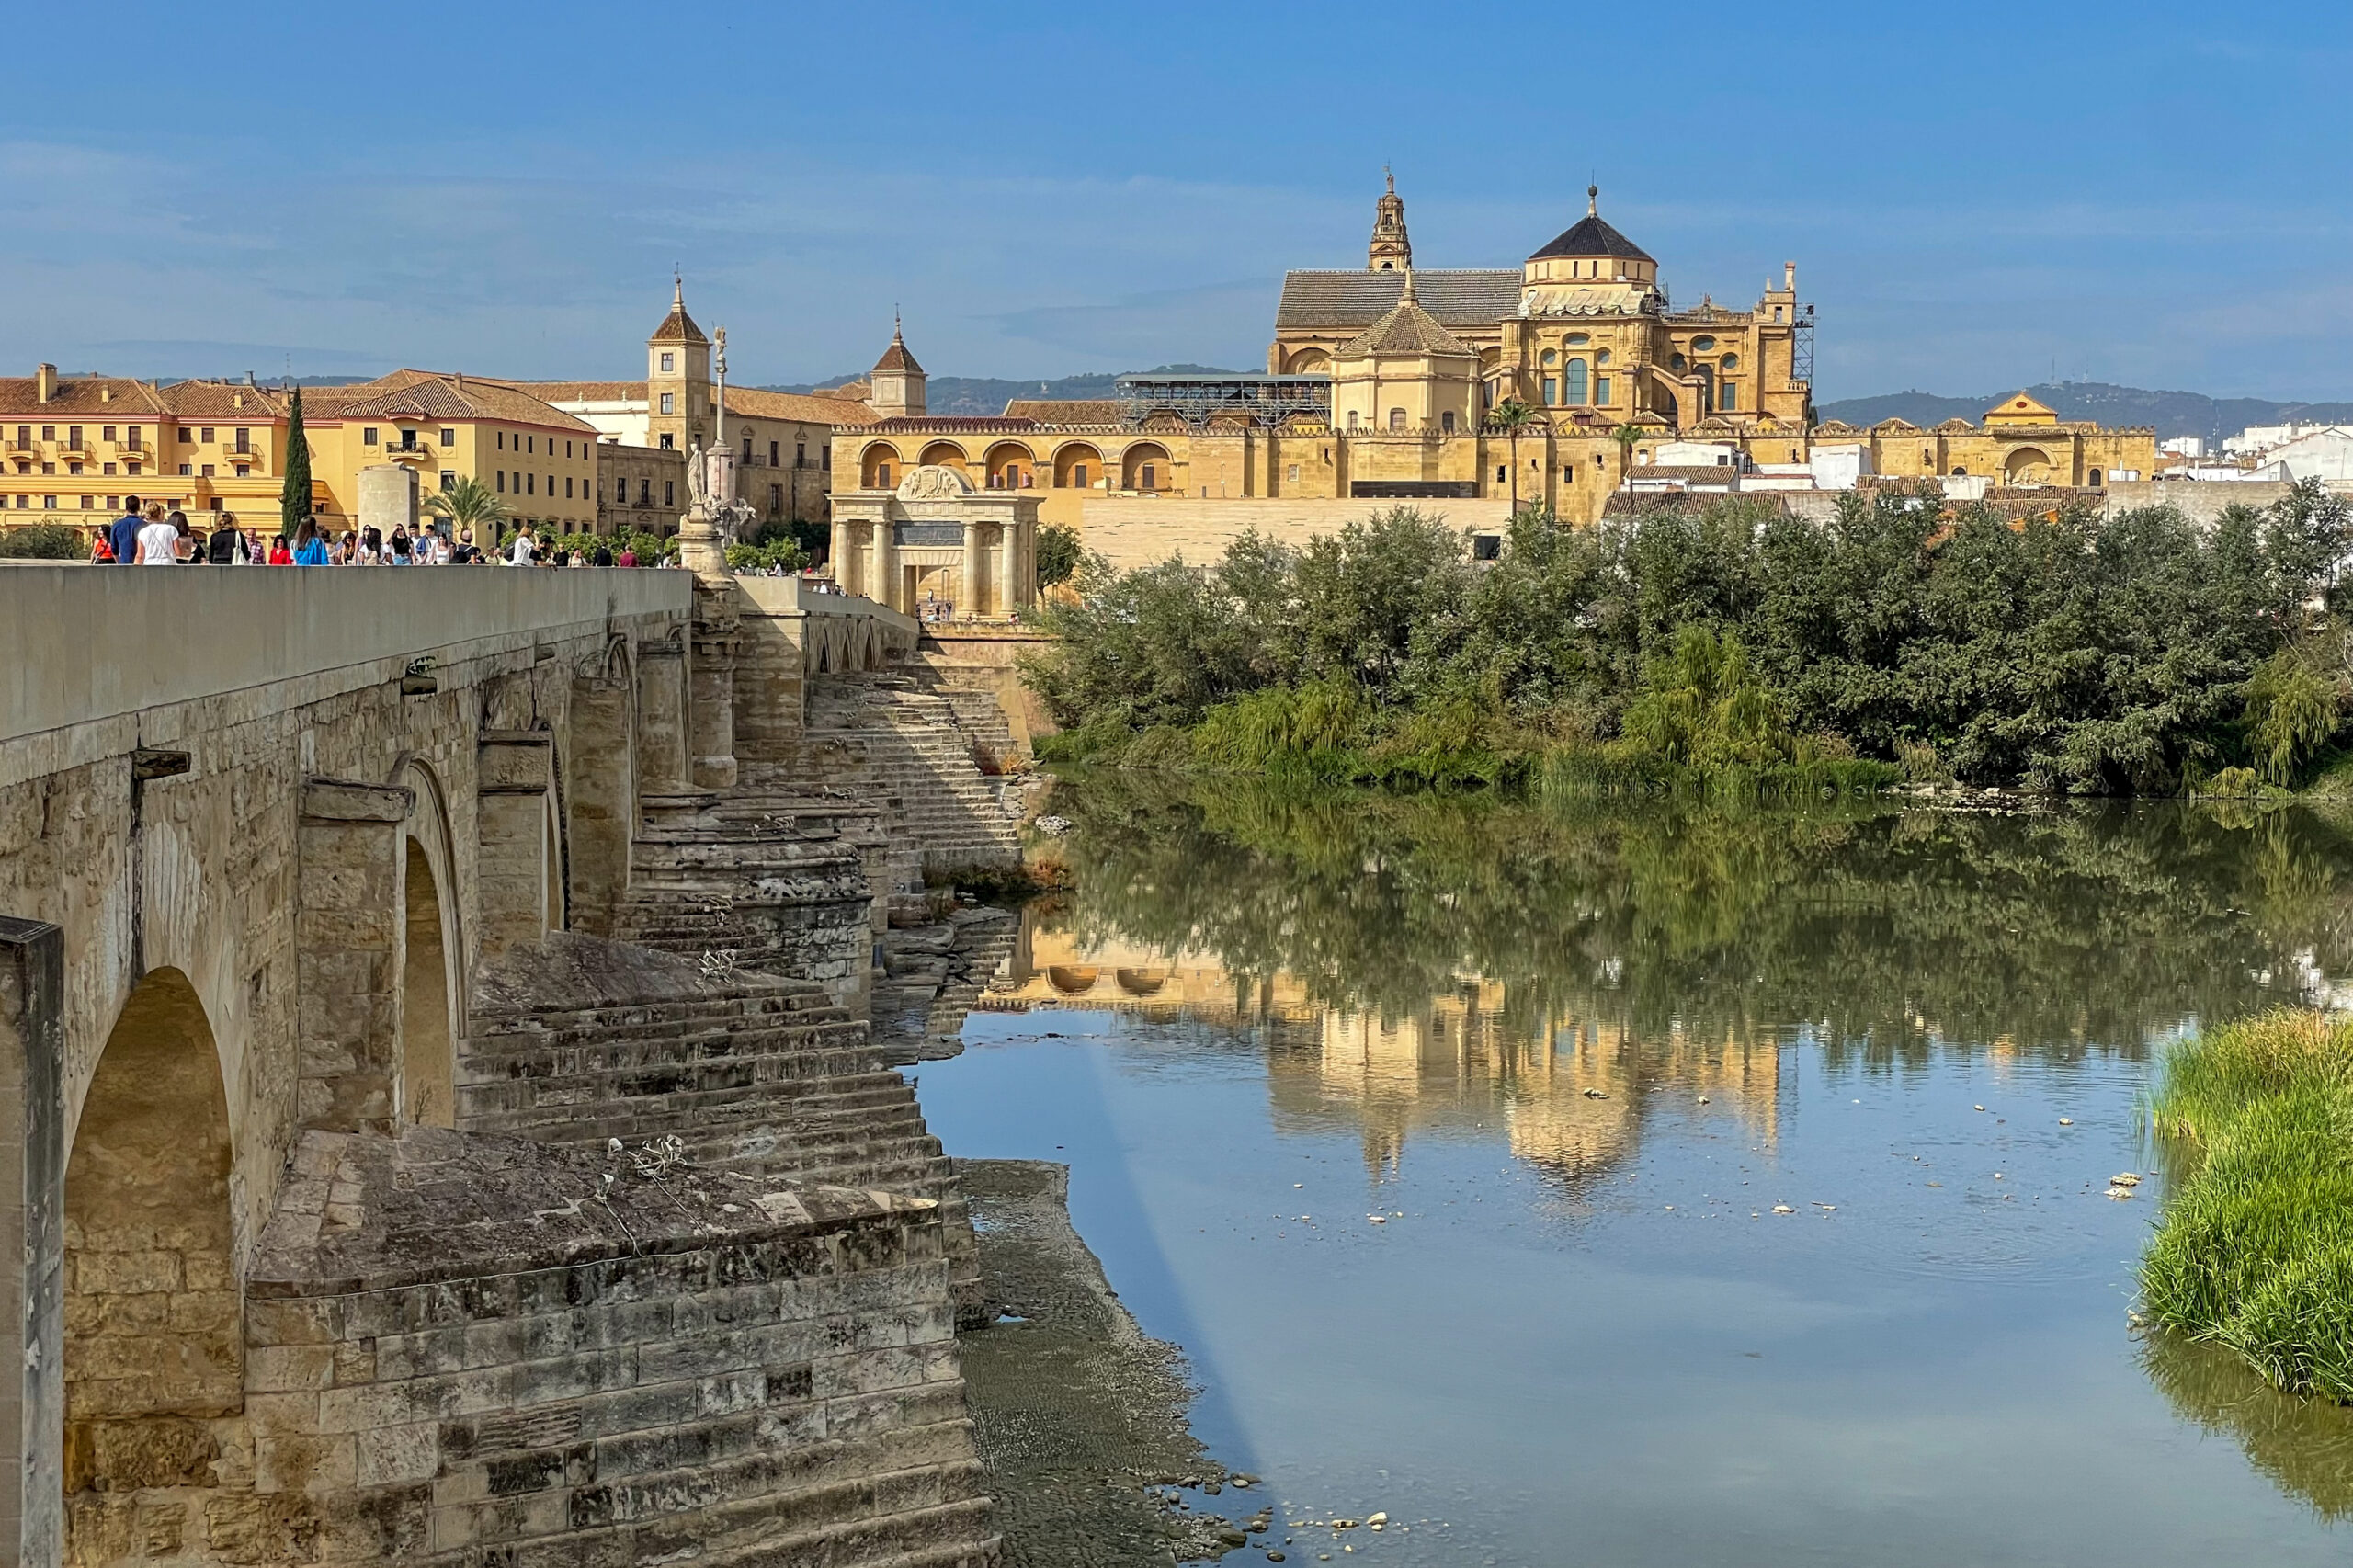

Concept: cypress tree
[[279, 383, 312, 537]]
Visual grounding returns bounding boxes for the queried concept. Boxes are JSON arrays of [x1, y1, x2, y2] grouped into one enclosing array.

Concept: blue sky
[[2, 2, 2347, 400]]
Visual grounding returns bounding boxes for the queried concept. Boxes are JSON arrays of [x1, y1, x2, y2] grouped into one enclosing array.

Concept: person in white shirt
[[133, 504, 181, 565], [509, 526, 537, 566]]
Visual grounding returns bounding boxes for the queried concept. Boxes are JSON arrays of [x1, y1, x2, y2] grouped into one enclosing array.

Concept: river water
[[919, 778, 2353, 1567]]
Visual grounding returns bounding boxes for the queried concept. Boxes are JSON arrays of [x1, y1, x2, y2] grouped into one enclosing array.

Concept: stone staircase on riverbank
[[798, 673, 1025, 877], [460, 930, 983, 1322]]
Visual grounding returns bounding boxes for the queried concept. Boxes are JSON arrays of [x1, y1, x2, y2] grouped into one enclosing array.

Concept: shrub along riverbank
[[1022, 482, 2353, 796], [2143, 1010, 2353, 1401]]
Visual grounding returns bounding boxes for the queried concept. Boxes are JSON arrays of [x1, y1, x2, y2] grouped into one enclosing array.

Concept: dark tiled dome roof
[[1529, 197, 1654, 264]]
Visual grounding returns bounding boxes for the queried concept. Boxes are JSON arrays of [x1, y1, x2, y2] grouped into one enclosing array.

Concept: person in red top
[[267, 536, 293, 565], [90, 531, 115, 563]]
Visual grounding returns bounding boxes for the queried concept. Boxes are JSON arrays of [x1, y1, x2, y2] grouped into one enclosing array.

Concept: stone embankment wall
[[0, 565, 1018, 1567]]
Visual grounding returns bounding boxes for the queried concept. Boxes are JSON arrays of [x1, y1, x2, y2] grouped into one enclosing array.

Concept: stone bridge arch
[[63, 966, 241, 1553], [393, 756, 461, 1129]]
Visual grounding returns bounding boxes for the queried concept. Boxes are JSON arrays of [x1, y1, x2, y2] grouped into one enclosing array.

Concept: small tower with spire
[[1368, 167, 1412, 272], [869, 312, 926, 420], [647, 274, 711, 451]]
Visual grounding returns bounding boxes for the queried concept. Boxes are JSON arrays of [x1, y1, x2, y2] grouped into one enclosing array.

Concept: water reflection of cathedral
[[985, 914, 1780, 1184]]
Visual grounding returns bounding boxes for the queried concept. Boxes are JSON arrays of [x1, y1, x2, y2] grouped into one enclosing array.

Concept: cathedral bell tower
[[1368, 167, 1412, 272]]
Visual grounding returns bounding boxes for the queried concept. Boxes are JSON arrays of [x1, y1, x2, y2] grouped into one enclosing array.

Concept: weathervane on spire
[[1587, 183, 1598, 216]]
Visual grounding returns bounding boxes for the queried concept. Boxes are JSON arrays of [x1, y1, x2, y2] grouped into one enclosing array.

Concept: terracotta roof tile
[[1002, 399, 1124, 424], [307, 370, 595, 433], [0, 375, 167, 416], [725, 387, 881, 426], [648, 281, 707, 346], [871, 329, 923, 375], [1336, 283, 1476, 358]]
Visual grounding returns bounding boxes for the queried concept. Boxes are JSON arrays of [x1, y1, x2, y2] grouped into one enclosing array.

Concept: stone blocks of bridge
[[228, 1125, 993, 1564], [295, 780, 414, 1134]]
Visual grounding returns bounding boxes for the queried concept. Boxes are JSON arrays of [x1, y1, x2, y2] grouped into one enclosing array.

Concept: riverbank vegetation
[[2143, 1010, 2353, 1402], [1024, 482, 2353, 795]]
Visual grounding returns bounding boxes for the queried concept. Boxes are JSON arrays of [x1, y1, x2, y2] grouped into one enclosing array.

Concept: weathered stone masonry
[[0, 564, 1017, 1566]]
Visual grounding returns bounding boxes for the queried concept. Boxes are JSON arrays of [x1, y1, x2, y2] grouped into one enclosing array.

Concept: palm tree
[[425, 474, 509, 540], [1611, 423, 1645, 492], [1485, 398, 1543, 510]]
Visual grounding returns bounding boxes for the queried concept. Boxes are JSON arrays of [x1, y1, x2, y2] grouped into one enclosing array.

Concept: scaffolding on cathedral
[[1114, 371, 1333, 428]]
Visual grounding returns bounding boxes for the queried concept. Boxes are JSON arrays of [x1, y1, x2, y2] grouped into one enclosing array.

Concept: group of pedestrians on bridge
[[86, 499, 656, 569]]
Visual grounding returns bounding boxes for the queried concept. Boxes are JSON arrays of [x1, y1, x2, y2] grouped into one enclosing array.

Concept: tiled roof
[[1529, 211, 1654, 264], [308, 370, 595, 432], [1276, 269, 1519, 330], [509, 380, 646, 404], [161, 380, 288, 418], [871, 329, 923, 375], [1003, 399, 1125, 424], [726, 387, 881, 426], [1336, 288, 1476, 359], [868, 416, 1038, 434], [0, 374, 167, 416], [648, 282, 706, 346]]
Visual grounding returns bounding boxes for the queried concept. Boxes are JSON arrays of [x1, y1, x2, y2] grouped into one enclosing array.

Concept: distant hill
[[1820, 382, 2353, 442], [762, 364, 1249, 418]]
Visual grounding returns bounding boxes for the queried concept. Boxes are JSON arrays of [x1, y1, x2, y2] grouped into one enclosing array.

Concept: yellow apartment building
[[302, 370, 600, 533], [0, 366, 288, 531]]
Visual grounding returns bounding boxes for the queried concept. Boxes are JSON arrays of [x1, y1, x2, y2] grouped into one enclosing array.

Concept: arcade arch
[[918, 441, 970, 473], [860, 443, 900, 489], [1121, 442, 1172, 493], [983, 442, 1036, 490], [1052, 442, 1103, 489]]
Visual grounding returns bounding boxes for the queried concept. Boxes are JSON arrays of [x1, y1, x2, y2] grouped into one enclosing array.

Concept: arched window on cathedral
[[1389, 407, 1406, 431], [1564, 358, 1588, 405]]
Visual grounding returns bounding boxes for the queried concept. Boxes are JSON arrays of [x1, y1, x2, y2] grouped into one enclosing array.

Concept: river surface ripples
[[921, 779, 2353, 1566]]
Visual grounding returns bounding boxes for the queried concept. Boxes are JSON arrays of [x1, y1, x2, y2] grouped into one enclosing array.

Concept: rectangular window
[[14, 426, 26, 446], [102, 462, 116, 475], [363, 428, 377, 446], [497, 431, 505, 450], [665, 480, 675, 506], [101, 426, 115, 442], [67, 426, 81, 448], [80, 494, 93, 508], [496, 471, 506, 493], [125, 427, 142, 450], [821, 446, 830, 470], [201, 464, 214, 477], [564, 476, 573, 498], [769, 483, 782, 512], [640, 480, 651, 506], [41, 495, 54, 508], [177, 463, 191, 477], [440, 470, 456, 491], [526, 472, 534, 495], [660, 352, 675, 372], [527, 436, 535, 454], [659, 434, 674, 449], [396, 429, 415, 450], [1541, 379, 1557, 405], [127, 463, 140, 475], [178, 427, 194, 442], [1594, 375, 1611, 404], [40, 426, 54, 441], [66, 463, 81, 475], [770, 441, 780, 466], [1287, 463, 1300, 482], [441, 428, 456, 445], [659, 392, 675, 415], [1442, 411, 1458, 433], [234, 427, 251, 452], [200, 427, 213, 443], [1719, 382, 1738, 412]]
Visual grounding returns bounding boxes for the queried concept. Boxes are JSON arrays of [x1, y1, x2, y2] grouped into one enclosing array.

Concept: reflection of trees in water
[[1050, 775, 2353, 1071], [2142, 1328, 2353, 1521]]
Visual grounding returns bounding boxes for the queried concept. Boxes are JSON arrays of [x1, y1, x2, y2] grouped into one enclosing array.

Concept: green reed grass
[[2143, 1009, 2353, 1402]]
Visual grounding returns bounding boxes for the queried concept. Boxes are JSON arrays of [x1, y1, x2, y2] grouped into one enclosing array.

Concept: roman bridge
[[0, 563, 1014, 1567]]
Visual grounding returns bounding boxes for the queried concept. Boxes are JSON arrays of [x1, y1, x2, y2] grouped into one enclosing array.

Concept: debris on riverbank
[[956, 1157, 1251, 1564]]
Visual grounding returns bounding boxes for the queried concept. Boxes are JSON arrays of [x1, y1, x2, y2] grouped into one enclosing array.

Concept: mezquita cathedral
[[826, 179, 2156, 601]]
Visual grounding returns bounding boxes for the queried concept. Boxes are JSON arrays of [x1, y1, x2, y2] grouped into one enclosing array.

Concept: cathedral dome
[[1529, 210, 1654, 265]]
